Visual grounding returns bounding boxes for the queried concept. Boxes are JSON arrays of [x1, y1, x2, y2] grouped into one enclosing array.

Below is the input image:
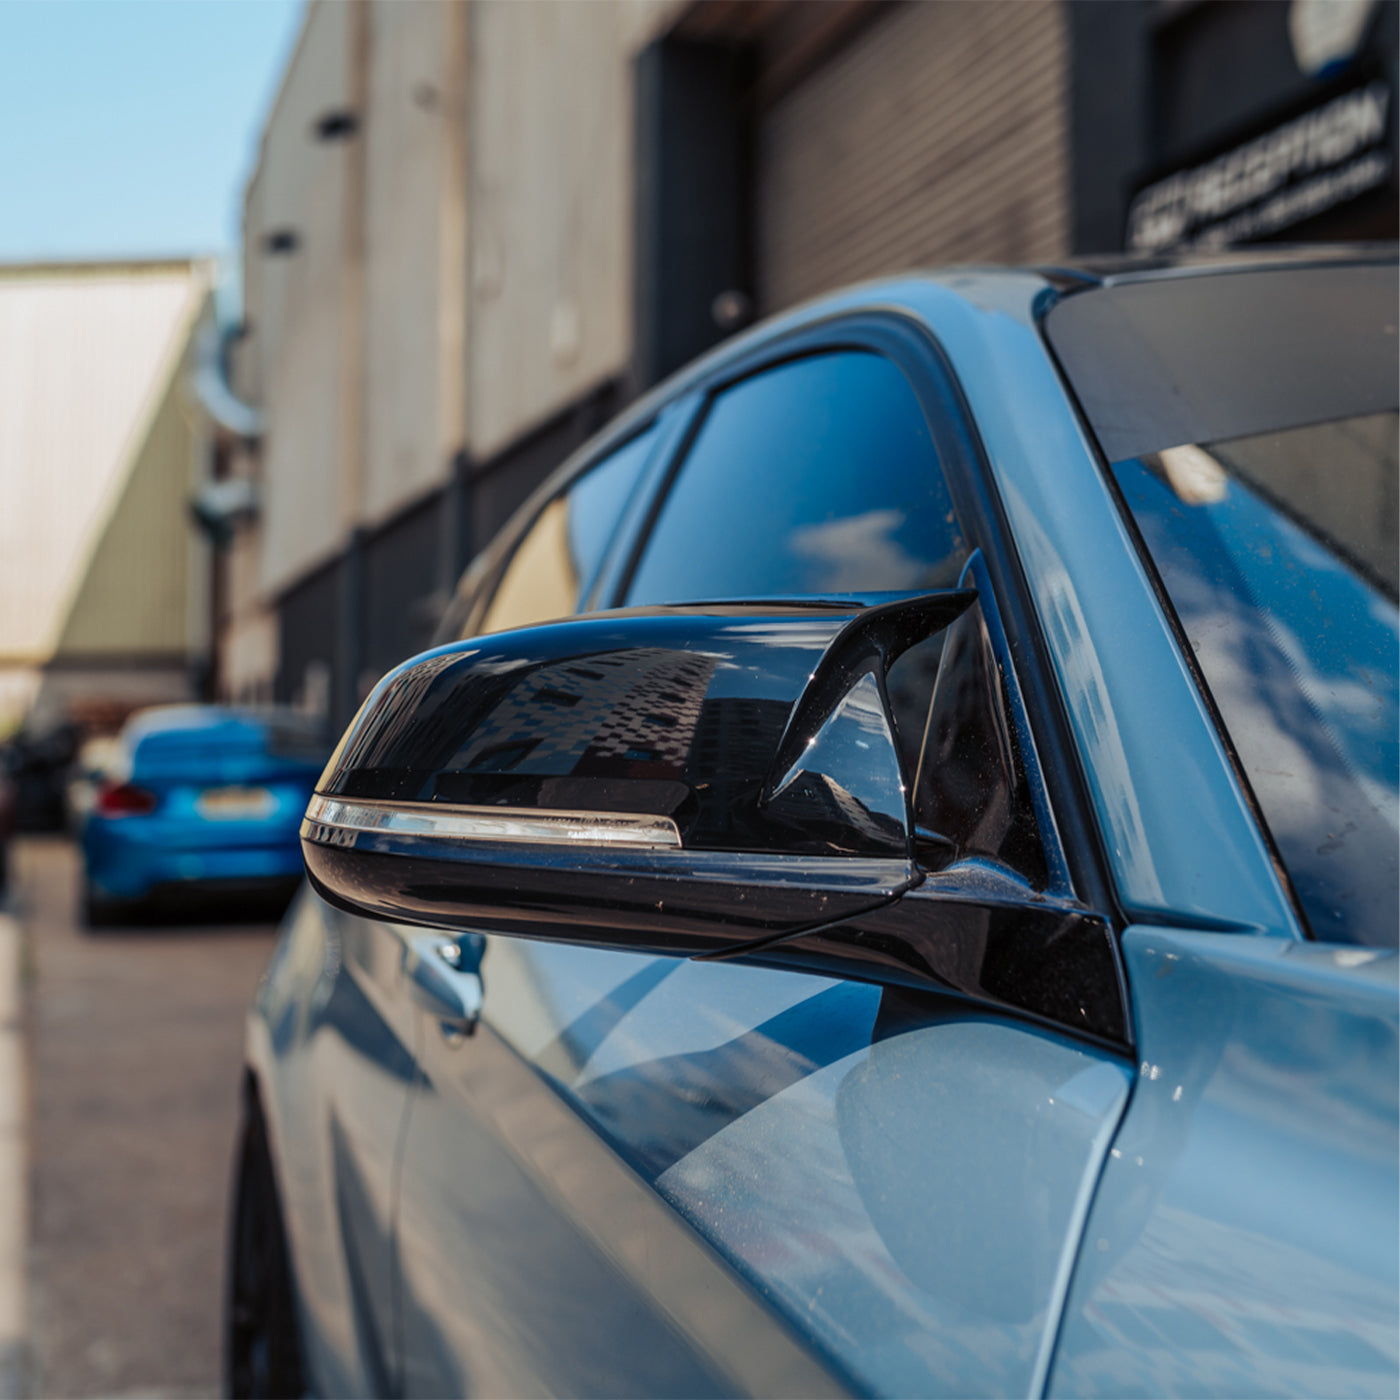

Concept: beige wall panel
[[467, 0, 643, 459], [248, 0, 352, 596], [208, 446, 271, 701], [218, 521, 278, 703], [757, 0, 1070, 312], [52, 336, 199, 657], [363, 0, 451, 526], [0, 267, 202, 665], [226, 517, 264, 651]]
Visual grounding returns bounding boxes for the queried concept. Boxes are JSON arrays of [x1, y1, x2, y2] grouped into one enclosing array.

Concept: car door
[[393, 413, 806, 1399], [270, 419, 683, 1396], [393, 326, 1135, 1397], [255, 887, 424, 1397]]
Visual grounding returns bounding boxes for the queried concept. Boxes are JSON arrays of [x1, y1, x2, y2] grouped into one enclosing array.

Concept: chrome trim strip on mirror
[[302, 794, 683, 850]]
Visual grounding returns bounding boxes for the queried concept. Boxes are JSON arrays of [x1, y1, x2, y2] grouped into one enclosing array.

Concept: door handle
[[404, 934, 483, 1039]]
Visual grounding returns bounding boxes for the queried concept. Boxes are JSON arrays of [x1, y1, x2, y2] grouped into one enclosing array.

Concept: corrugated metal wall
[[0, 266, 205, 665], [51, 318, 204, 660], [756, 0, 1070, 312]]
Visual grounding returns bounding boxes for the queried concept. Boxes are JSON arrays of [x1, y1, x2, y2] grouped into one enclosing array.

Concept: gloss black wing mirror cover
[[301, 590, 1128, 1044], [302, 594, 972, 953]]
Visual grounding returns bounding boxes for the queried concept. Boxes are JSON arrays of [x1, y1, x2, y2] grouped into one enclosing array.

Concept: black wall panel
[[276, 556, 339, 720], [363, 496, 442, 684]]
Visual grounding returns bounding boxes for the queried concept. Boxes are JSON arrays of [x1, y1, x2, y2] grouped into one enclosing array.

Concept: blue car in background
[[81, 706, 328, 926]]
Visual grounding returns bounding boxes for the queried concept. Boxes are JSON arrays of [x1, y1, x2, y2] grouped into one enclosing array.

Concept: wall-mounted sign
[[1127, 78, 1392, 252]]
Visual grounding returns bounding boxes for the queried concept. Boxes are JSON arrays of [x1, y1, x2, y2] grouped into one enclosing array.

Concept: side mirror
[[302, 593, 974, 957], [302, 586, 1127, 1044]]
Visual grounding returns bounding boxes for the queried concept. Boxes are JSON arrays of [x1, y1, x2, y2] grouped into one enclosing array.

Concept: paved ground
[[13, 838, 280, 1399]]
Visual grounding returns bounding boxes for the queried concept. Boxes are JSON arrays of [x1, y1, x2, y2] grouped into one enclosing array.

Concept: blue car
[[230, 251, 1397, 1399], [81, 706, 327, 925]]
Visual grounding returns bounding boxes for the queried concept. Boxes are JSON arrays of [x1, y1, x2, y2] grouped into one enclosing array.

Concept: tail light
[[95, 781, 158, 817]]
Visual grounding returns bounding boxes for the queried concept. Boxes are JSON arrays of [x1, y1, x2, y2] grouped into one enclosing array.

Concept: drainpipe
[[192, 318, 263, 442]]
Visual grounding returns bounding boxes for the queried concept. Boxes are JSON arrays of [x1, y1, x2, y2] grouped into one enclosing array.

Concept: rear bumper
[[83, 818, 306, 899], [139, 874, 303, 913]]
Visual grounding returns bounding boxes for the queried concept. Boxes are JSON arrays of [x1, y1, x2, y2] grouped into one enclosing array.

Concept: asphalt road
[[14, 838, 281, 1399]]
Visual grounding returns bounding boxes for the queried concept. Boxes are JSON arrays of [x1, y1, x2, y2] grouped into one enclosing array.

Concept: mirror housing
[[303, 594, 973, 953], [302, 590, 1128, 1045]]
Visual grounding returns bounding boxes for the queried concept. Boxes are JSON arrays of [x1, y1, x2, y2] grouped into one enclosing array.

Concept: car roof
[[1031, 240, 1396, 291]]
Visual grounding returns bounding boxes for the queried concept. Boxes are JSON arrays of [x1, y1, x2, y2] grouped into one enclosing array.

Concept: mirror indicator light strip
[[303, 794, 682, 849]]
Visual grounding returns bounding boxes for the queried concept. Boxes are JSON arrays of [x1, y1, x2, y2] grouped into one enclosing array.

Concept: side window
[[623, 351, 967, 604], [478, 423, 661, 636], [625, 348, 1004, 872]]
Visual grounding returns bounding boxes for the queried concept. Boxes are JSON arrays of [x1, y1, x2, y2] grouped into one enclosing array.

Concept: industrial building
[[206, 0, 1397, 729]]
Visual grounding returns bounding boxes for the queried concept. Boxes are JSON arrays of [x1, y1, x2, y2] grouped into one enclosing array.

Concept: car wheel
[[226, 1091, 306, 1400]]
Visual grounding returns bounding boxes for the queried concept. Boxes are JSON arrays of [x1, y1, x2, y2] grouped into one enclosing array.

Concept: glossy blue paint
[[395, 937, 849, 1399], [249, 887, 422, 1396], [1048, 926, 1399, 1397], [84, 785, 310, 896], [472, 936, 1132, 1397]]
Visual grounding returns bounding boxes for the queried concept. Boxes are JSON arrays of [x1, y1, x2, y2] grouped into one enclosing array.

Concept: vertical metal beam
[[335, 0, 371, 727], [437, 447, 473, 605], [336, 527, 367, 729]]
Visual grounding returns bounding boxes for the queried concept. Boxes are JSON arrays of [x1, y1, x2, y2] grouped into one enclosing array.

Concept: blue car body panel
[[82, 710, 322, 900], [240, 264, 1399, 1397], [1050, 928, 1399, 1397], [389, 931, 1131, 1398], [250, 887, 421, 1398]]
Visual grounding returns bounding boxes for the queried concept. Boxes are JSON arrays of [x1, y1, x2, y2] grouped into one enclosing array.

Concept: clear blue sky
[[0, 0, 304, 264]]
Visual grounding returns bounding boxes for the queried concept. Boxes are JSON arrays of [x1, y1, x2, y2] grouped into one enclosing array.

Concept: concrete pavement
[[10, 837, 281, 1399], [0, 908, 25, 1400]]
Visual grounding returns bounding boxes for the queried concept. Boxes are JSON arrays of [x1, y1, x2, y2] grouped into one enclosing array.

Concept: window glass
[[624, 352, 967, 604], [479, 424, 660, 636], [1111, 413, 1399, 947], [1044, 264, 1397, 462]]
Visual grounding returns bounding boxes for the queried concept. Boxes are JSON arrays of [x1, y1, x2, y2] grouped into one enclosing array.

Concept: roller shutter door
[[757, 0, 1071, 312]]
